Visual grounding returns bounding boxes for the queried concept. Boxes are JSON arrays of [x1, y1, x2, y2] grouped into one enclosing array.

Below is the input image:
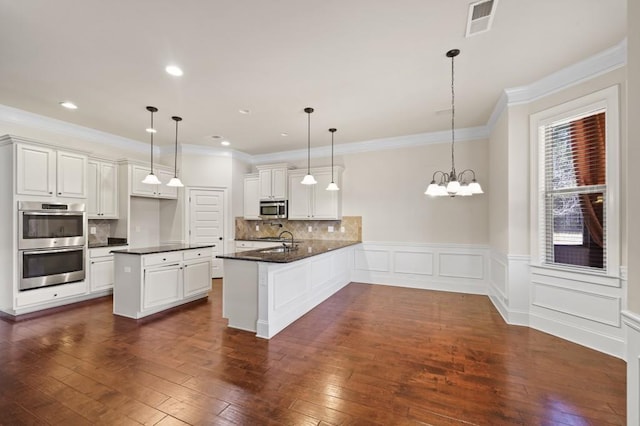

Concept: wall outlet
[[340, 226, 345, 233], [90, 226, 97, 235], [255, 225, 260, 231], [124, 266, 131, 273], [328, 226, 334, 232], [308, 226, 313, 232]]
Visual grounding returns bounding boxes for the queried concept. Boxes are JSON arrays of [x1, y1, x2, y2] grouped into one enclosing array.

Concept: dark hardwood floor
[[0, 280, 626, 425]]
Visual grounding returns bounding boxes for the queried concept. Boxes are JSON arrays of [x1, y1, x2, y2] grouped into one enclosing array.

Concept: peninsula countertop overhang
[[219, 239, 361, 263]]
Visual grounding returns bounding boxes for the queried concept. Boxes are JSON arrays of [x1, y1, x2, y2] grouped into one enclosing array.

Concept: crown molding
[[180, 143, 253, 163], [486, 38, 627, 134], [0, 103, 149, 154]]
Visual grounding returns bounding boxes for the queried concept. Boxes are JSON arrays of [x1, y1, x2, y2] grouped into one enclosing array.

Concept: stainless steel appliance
[[259, 200, 287, 219], [19, 246, 86, 290], [18, 202, 86, 291], [18, 201, 86, 249]]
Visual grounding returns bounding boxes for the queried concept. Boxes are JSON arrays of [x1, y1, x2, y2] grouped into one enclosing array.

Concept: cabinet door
[[288, 173, 311, 219], [131, 165, 157, 197], [156, 169, 178, 199], [258, 169, 273, 200], [57, 151, 87, 198], [87, 160, 100, 218], [271, 168, 288, 200], [99, 161, 118, 218], [243, 176, 260, 219], [90, 256, 114, 292], [16, 144, 56, 196], [183, 259, 212, 297], [312, 171, 340, 219], [143, 264, 182, 310]]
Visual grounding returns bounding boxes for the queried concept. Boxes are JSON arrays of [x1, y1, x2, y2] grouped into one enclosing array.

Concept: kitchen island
[[112, 244, 213, 319], [218, 240, 360, 338]]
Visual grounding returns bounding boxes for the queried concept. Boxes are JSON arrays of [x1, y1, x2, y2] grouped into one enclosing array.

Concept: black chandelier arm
[[430, 170, 451, 184], [457, 168, 477, 183]]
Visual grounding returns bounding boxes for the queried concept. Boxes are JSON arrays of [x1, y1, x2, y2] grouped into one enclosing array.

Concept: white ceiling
[[0, 1, 626, 155]]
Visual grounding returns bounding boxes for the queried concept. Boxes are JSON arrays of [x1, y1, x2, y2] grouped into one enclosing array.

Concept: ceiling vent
[[465, 0, 498, 37]]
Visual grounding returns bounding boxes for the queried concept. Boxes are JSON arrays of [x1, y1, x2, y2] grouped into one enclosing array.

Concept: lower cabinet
[[88, 245, 128, 293], [113, 247, 212, 319]]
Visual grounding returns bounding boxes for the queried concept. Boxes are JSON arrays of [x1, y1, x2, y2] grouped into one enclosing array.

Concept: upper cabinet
[[288, 167, 343, 220], [257, 164, 288, 200], [87, 159, 118, 219], [243, 174, 260, 220], [130, 165, 178, 199], [16, 143, 87, 198]]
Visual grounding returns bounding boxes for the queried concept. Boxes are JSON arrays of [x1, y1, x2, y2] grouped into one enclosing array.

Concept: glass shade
[[446, 179, 460, 194], [301, 174, 317, 185], [142, 173, 161, 185], [469, 181, 483, 194], [458, 184, 472, 196], [326, 181, 340, 191], [425, 182, 439, 196], [166, 177, 184, 187]]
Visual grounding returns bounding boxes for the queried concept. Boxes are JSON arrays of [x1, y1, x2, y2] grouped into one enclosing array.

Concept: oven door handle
[[22, 211, 85, 216], [22, 247, 83, 255]]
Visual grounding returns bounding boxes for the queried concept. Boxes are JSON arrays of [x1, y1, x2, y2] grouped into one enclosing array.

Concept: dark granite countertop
[[88, 242, 129, 249], [217, 240, 361, 263], [111, 244, 215, 255]]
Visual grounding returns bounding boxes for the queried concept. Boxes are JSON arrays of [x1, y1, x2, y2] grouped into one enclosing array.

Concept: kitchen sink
[[259, 245, 299, 254]]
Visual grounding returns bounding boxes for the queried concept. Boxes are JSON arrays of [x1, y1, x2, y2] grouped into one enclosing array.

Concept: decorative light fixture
[[59, 101, 78, 110], [301, 107, 317, 185], [425, 49, 483, 197], [165, 65, 183, 76], [142, 106, 162, 185], [166, 116, 184, 187], [326, 128, 340, 191]]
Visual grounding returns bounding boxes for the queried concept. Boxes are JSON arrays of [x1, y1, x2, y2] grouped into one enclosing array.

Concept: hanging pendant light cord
[[331, 131, 334, 181], [450, 52, 456, 175], [150, 111, 155, 174], [307, 112, 311, 174], [174, 120, 178, 177]]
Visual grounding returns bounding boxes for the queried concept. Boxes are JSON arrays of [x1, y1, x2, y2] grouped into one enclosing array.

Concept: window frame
[[529, 85, 620, 276]]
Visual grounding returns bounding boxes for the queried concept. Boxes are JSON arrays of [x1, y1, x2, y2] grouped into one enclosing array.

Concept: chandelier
[[425, 49, 483, 197]]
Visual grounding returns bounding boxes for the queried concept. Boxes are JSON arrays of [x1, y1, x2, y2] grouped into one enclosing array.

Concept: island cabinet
[[288, 166, 343, 220], [112, 245, 212, 319]]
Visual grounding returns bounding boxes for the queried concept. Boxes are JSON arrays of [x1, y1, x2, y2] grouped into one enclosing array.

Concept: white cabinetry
[[87, 159, 118, 219], [257, 164, 288, 200], [88, 245, 127, 293], [113, 247, 212, 319], [288, 167, 343, 220], [16, 143, 87, 198], [243, 174, 260, 219], [130, 165, 178, 199]]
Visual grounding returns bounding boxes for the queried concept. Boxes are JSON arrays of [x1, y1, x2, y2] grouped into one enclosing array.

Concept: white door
[[188, 189, 224, 278]]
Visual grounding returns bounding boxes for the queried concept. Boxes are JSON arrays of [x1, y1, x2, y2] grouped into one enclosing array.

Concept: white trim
[[622, 310, 640, 426]]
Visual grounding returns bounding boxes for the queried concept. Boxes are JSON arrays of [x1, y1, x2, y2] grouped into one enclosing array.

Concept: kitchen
[[0, 0, 637, 424]]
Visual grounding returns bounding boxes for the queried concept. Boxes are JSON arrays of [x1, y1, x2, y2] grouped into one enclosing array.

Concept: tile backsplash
[[87, 220, 112, 245], [236, 216, 362, 241]]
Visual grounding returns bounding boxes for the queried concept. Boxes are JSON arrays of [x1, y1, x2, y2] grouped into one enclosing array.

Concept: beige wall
[[628, 0, 640, 313], [489, 110, 509, 254], [340, 140, 490, 243]]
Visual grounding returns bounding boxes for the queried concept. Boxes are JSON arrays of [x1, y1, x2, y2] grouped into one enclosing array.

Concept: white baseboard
[[623, 310, 640, 426]]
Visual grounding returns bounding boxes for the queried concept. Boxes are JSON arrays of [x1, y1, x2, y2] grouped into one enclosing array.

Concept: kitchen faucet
[[278, 230, 295, 249]]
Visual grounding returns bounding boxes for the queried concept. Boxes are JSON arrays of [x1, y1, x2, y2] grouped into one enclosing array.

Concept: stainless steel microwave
[[259, 200, 287, 219]]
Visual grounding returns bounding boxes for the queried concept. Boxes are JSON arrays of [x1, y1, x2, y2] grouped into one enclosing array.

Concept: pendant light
[[142, 106, 162, 185], [424, 49, 483, 197], [326, 128, 340, 191], [301, 107, 317, 185], [166, 116, 184, 187]]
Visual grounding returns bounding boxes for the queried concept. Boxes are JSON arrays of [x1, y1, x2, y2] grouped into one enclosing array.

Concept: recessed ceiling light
[[238, 109, 251, 115], [280, 132, 289, 137], [59, 101, 78, 110], [211, 135, 222, 139], [221, 141, 231, 146], [146, 127, 157, 133], [165, 65, 183, 76]]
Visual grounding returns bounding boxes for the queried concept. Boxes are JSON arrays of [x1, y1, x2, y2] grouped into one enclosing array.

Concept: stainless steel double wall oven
[[18, 201, 86, 291]]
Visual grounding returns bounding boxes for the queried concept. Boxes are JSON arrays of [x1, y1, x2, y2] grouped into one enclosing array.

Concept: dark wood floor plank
[[0, 280, 626, 424]]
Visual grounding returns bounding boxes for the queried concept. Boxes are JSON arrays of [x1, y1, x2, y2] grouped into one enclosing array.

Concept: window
[[531, 86, 619, 274]]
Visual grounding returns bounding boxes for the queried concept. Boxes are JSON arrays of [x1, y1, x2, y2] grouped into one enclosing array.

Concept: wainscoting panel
[[352, 242, 489, 295]]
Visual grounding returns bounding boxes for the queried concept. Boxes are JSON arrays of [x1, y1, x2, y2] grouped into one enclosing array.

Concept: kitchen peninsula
[[218, 239, 360, 339], [112, 244, 214, 319]]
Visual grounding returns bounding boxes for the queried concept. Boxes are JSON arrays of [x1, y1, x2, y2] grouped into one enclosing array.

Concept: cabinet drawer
[[143, 252, 182, 267], [183, 248, 212, 261], [90, 245, 127, 258], [15, 281, 87, 307]]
